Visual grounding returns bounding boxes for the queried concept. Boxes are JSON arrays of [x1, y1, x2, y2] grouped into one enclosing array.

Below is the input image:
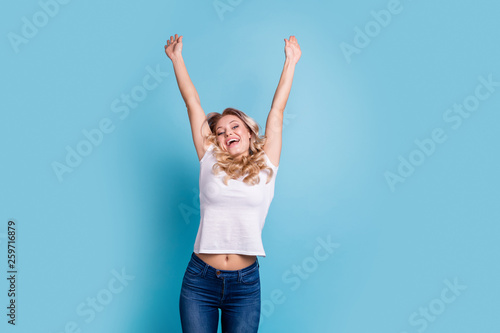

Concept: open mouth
[[226, 138, 240, 148]]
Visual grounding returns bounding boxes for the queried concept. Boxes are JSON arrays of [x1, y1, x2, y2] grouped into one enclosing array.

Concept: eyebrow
[[216, 120, 238, 131]]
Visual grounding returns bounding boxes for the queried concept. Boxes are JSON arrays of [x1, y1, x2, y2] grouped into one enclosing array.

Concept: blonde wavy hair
[[202, 107, 274, 186]]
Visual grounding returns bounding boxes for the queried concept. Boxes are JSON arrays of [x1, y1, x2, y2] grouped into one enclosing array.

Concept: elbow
[[270, 106, 285, 114]]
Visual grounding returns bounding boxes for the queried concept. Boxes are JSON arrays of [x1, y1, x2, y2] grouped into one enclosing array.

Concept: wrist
[[283, 58, 297, 71], [171, 54, 184, 64], [284, 57, 296, 66]]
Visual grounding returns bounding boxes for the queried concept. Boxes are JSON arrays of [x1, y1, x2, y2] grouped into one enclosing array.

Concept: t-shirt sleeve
[[263, 152, 279, 173], [200, 143, 215, 164]]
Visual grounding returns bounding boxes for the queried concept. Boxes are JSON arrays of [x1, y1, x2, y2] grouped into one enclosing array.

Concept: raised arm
[[263, 36, 301, 167], [165, 34, 210, 161]]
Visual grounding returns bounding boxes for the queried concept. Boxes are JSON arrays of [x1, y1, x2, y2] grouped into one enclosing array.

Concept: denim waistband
[[190, 252, 259, 279]]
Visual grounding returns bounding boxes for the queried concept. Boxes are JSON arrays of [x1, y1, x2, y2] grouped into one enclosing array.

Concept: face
[[215, 115, 252, 158]]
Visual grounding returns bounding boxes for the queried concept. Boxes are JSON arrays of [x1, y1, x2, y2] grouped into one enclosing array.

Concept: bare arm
[[264, 36, 301, 167], [165, 34, 210, 161]]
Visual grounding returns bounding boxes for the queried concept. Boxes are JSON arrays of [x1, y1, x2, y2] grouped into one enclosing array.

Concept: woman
[[165, 33, 301, 332]]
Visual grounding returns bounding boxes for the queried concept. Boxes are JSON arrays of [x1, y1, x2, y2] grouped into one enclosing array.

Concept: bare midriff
[[195, 253, 257, 270]]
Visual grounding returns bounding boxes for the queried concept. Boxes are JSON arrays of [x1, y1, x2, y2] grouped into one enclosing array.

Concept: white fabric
[[193, 144, 279, 257]]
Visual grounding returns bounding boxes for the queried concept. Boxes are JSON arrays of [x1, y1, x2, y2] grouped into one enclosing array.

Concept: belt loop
[[201, 263, 208, 277], [256, 257, 259, 268]]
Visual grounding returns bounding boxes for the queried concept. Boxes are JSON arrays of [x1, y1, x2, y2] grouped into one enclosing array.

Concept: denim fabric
[[179, 252, 261, 332]]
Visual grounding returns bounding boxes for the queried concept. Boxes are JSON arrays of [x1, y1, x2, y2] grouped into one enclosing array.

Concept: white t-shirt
[[193, 143, 279, 257]]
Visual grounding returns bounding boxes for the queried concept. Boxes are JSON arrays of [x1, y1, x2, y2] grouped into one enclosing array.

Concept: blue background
[[1, 0, 499, 332]]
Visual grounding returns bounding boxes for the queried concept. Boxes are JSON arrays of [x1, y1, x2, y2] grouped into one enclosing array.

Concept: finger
[[178, 35, 183, 43]]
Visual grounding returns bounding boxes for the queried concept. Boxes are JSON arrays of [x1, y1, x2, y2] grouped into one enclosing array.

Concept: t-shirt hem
[[194, 249, 266, 257]]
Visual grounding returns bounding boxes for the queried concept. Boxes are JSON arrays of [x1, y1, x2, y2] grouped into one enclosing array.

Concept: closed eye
[[217, 125, 239, 136]]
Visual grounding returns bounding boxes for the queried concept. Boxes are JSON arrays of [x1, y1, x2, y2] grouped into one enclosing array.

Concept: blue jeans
[[179, 252, 261, 332]]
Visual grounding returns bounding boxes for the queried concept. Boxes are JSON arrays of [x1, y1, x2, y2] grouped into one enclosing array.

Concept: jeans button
[[216, 271, 221, 276]]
